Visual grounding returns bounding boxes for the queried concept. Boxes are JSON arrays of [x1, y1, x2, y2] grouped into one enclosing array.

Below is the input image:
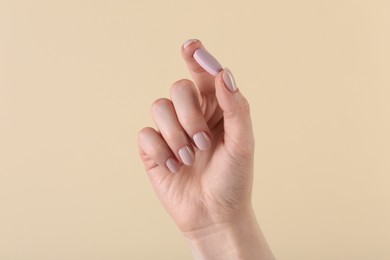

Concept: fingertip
[[214, 69, 246, 114], [222, 68, 238, 93], [181, 39, 203, 60], [216, 68, 238, 93], [151, 98, 173, 117], [193, 48, 223, 76], [182, 39, 199, 49], [166, 158, 180, 173], [180, 39, 217, 93], [137, 127, 155, 144]]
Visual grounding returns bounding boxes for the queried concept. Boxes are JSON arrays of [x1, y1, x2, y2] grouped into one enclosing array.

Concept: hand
[[137, 39, 274, 259]]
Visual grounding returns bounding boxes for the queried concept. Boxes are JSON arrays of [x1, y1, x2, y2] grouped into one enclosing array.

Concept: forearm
[[184, 208, 275, 260]]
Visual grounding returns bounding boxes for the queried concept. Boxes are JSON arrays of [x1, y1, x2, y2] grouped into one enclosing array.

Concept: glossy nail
[[193, 48, 223, 76], [166, 158, 179, 173], [178, 146, 195, 166], [222, 68, 238, 92], [193, 132, 211, 151], [183, 39, 198, 49]]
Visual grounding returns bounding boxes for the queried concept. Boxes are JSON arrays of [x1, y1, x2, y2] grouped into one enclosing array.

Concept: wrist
[[183, 208, 275, 260]]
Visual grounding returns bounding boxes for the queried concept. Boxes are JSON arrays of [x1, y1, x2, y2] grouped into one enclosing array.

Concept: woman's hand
[[137, 39, 274, 259]]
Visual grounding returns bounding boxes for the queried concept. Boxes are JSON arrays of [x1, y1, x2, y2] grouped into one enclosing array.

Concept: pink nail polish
[[178, 146, 195, 166], [183, 39, 198, 49], [166, 158, 179, 173], [193, 132, 211, 151], [222, 68, 238, 92], [193, 48, 223, 76]]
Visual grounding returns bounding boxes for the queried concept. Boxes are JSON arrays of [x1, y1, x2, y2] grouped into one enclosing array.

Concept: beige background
[[1, 0, 389, 259]]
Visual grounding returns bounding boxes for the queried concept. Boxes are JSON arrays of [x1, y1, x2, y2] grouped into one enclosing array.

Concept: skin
[[137, 40, 275, 260]]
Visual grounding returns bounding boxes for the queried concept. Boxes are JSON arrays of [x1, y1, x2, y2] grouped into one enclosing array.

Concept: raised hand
[[137, 39, 274, 260]]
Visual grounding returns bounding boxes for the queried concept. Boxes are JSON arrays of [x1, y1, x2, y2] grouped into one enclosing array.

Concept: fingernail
[[166, 158, 179, 173], [193, 48, 223, 76], [183, 39, 198, 49], [222, 68, 238, 92], [178, 146, 195, 166], [193, 132, 211, 151]]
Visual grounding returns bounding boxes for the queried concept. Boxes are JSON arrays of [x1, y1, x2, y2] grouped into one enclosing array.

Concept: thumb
[[215, 68, 255, 156]]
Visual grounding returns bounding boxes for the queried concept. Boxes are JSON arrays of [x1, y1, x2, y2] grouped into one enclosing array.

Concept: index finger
[[181, 39, 223, 95]]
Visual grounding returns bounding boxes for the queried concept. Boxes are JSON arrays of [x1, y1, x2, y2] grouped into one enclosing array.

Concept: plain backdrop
[[1, 0, 389, 259]]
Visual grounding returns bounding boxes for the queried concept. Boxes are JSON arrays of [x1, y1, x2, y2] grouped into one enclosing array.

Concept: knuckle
[[179, 113, 202, 126], [164, 130, 185, 143], [137, 127, 154, 143], [151, 98, 172, 113], [150, 142, 169, 158], [227, 137, 255, 162], [170, 79, 195, 96], [223, 95, 251, 120]]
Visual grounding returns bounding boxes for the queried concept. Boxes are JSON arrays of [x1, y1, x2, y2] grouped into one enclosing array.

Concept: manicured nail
[[222, 68, 237, 92], [183, 39, 198, 49], [193, 132, 211, 151], [178, 146, 195, 166], [193, 48, 223, 76], [166, 158, 179, 173]]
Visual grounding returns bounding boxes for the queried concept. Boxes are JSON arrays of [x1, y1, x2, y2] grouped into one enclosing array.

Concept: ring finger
[[151, 98, 195, 166]]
